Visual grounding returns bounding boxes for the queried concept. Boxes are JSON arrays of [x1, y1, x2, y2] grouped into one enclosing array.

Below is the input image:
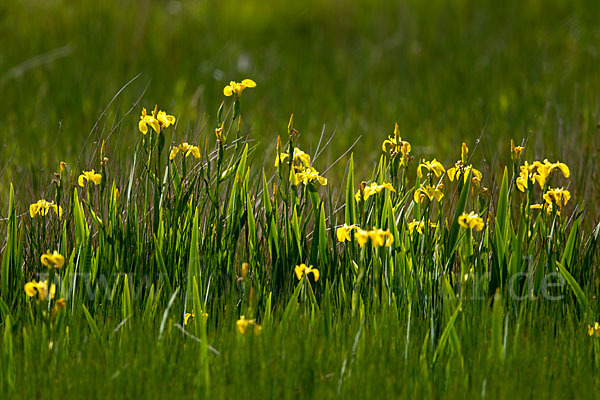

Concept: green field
[[1, 0, 600, 398]]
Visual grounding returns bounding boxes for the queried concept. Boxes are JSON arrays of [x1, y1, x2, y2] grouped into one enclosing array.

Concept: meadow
[[1, 0, 600, 398]]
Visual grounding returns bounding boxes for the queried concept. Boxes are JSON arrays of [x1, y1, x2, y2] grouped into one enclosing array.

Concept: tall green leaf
[[556, 261, 590, 318], [447, 177, 471, 261], [345, 154, 356, 225]]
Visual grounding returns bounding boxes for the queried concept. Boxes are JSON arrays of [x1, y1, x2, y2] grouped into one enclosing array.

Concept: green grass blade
[[82, 304, 101, 339]]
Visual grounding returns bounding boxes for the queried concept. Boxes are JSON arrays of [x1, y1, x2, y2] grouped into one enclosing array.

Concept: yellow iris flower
[[417, 159, 445, 179], [169, 142, 201, 160], [24, 280, 56, 301], [240, 263, 251, 279], [533, 166, 551, 189], [336, 224, 358, 242], [337, 226, 393, 247], [516, 167, 531, 192], [458, 212, 485, 232], [543, 188, 570, 211], [510, 139, 524, 160], [52, 298, 67, 315], [461, 142, 469, 163], [78, 169, 102, 187], [215, 121, 225, 141], [157, 110, 176, 128], [223, 79, 257, 97], [447, 163, 483, 184], [588, 322, 600, 337], [355, 228, 370, 247], [139, 107, 159, 134], [537, 159, 570, 179], [55, 298, 66, 309], [139, 106, 176, 134], [275, 147, 311, 168], [381, 123, 411, 164], [355, 182, 395, 202], [41, 250, 65, 269], [407, 220, 424, 235], [368, 228, 395, 247], [414, 184, 444, 203], [516, 161, 539, 191], [236, 315, 262, 335], [294, 263, 320, 282], [530, 203, 554, 215], [290, 166, 327, 186], [30, 199, 63, 219], [446, 143, 482, 184], [531, 160, 569, 189]]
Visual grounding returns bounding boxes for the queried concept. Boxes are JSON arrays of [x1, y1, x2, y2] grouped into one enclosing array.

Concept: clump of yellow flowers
[[25, 251, 66, 313], [458, 212, 485, 232], [355, 182, 395, 202], [275, 146, 327, 186], [138, 105, 176, 134], [30, 199, 63, 219], [236, 315, 262, 335], [24, 280, 57, 301], [184, 311, 208, 326], [223, 79, 256, 97], [406, 220, 438, 235], [336, 225, 394, 247], [516, 160, 569, 192], [514, 154, 571, 216], [78, 169, 102, 187]]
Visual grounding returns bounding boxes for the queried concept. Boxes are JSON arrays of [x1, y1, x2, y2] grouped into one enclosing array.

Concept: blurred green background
[[1, 0, 599, 199]]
